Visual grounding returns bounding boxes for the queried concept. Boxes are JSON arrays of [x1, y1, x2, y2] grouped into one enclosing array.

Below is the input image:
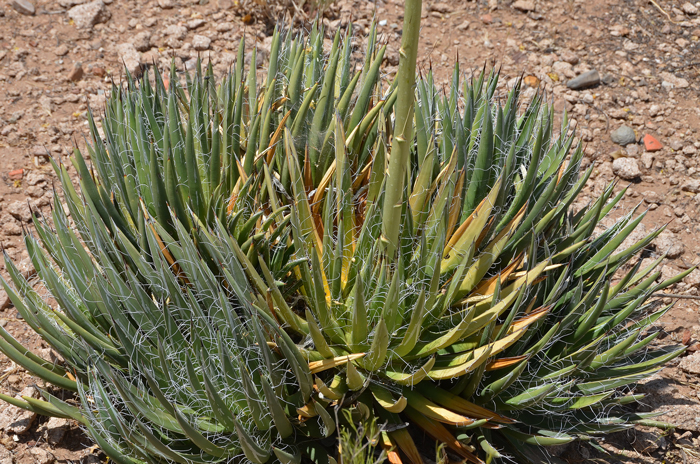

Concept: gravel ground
[[1, 0, 700, 462]]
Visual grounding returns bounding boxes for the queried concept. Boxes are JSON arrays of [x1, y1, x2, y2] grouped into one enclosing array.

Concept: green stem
[[382, 0, 423, 257]]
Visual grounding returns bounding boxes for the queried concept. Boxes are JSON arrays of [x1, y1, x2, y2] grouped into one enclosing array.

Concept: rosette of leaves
[[0, 23, 688, 464]]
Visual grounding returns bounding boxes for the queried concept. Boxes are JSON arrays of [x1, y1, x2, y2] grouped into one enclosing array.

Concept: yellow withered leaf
[[387, 429, 423, 464], [442, 176, 503, 273], [485, 356, 529, 371], [458, 204, 527, 297], [445, 169, 466, 241], [429, 346, 492, 380], [371, 384, 407, 413], [315, 375, 347, 401], [148, 224, 188, 284], [403, 407, 484, 464], [416, 384, 514, 424], [470, 253, 524, 297], [311, 159, 336, 216], [308, 353, 365, 374], [510, 263, 563, 279], [491, 302, 547, 336], [384, 357, 435, 386], [507, 305, 550, 333], [401, 390, 474, 426], [430, 317, 542, 380], [380, 432, 403, 464], [264, 109, 292, 165], [351, 162, 372, 192], [296, 401, 317, 418]]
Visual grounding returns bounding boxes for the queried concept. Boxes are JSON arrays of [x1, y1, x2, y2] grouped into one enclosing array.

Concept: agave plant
[[0, 7, 688, 464]]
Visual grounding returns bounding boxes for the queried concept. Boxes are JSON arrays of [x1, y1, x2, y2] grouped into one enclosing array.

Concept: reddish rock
[[523, 75, 540, 88], [67, 62, 84, 82], [643, 134, 663, 151], [480, 13, 493, 24], [91, 65, 106, 77], [8, 168, 24, 180]]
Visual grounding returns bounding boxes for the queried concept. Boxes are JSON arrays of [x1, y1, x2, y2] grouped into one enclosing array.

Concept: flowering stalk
[[382, 0, 422, 257]]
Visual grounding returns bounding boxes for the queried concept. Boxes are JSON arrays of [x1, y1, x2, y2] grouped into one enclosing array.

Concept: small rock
[[0, 446, 12, 464], [429, 2, 450, 13], [55, 44, 69, 56], [480, 13, 493, 24], [192, 34, 211, 51], [29, 448, 54, 464], [0, 289, 11, 310], [11, 0, 35, 15], [642, 190, 661, 204], [58, 0, 86, 7], [683, 145, 698, 156], [609, 24, 630, 37], [611, 125, 636, 146], [8, 169, 24, 180], [158, 0, 175, 8], [681, 2, 698, 14], [566, 69, 600, 90], [523, 75, 540, 87], [164, 24, 187, 40], [660, 71, 690, 89], [0, 386, 39, 434], [38, 347, 63, 365], [91, 65, 105, 77], [512, 0, 535, 11], [82, 456, 101, 464], [669, 139, 684, 151], [612, 157, 641, 180], [655, 231, 684, 258], [38, 145, 56, 157], [130, 31, 151, 52], [641, 152, 655, 169], [643, 134, 663, 151], [682, 179, 700, 193], [648, 104, 661, 117], [7, 374, 20, 386], [38, 95, 53, 114], [184, 58, 197, 71], [3, 220, 22, 236], [116, 43, 142, 77], [456, 20, 470, 31], [685, 269, 700, 288], [68, 0, 111, 29], [6, 201, 32, 222], [631, 430, 666, 453], [679, 351, 700, 375], [625, 144, 640, 157], [215, 22, 234, 32], [17, 258, 35, 278], [67, 62, 83, 82], [45, 417, 70, 446], [25, 185, 46, 198], [552, 61, 575, 78], [384, 49, 399, 66], [559, 49, 579, 65], [187, 18, 206, 29]]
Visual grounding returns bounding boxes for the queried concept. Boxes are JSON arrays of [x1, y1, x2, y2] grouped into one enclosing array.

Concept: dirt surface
[[1, 0, 700, 462]]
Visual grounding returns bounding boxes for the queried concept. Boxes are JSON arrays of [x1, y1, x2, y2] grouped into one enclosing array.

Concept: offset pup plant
[[0, 0, 688, 462]]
